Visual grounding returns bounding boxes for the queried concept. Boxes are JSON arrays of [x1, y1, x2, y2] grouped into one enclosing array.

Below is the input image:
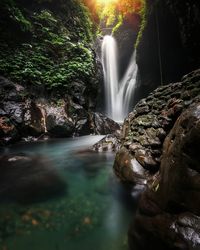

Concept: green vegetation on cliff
[[0, 0, 97, 91]]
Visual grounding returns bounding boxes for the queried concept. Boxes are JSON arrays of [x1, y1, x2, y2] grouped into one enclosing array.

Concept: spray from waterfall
[[102, 35, 138, 122]]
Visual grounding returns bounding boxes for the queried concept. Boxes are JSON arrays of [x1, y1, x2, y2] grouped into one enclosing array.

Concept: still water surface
[[0, 136, 136, 250]]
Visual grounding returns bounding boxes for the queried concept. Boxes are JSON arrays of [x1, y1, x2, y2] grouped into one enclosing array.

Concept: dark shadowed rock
[[0, 116, 19, 145], [136, 0, 200, 104], [24, 100, 46, 135], [114, 148, 147, 185], [130, 103, 200, 250], [46, 105, 74, 137], [69, 81, 86, 106], [65, 98, 90, 136], [92, 112, 120, 135]]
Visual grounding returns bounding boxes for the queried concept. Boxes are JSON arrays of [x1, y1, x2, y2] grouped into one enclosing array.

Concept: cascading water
[[102, 35, 138, 122], [102, 35, 119, 120]]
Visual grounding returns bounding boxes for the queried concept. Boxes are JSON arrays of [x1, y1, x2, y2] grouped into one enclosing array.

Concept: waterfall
[[102, 35, 138, 122], [102, 35, 119, 120]]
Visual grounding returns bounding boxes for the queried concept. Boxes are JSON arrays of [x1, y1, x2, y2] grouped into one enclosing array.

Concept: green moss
[[112, 14, 123, 35], [0, 0, 97, 92], [135, 0, 147, 48]]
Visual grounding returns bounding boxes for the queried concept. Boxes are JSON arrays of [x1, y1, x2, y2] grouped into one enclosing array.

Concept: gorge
[[0, 0, 200, 250]]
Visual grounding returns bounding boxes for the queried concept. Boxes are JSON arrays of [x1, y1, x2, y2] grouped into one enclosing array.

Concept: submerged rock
[[0, 154, 66, 203]]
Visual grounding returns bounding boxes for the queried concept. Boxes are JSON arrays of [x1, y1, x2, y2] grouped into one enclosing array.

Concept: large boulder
[[129, 103, 200, 250], [91, 112, 120, 135], [114, 69, 200, 186], [46, 104, 74, 138], [23, 100, 46, 136]]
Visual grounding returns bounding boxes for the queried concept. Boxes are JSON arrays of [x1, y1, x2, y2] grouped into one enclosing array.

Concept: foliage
[[0, 0, 32, 31], [135, 0, 147, 48], [0, 0, 96, 91], [83, 0, 147, 47]]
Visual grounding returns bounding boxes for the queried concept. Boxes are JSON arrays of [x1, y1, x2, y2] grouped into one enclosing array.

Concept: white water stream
[[102, 35, 138, 122]]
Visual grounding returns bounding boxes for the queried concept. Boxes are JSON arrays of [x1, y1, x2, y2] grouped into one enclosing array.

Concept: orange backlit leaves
[[82, 0, 145, 27]]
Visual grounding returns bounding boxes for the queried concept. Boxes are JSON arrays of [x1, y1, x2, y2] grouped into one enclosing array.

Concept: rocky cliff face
[[136, 0, 200, 102], [114, 69, 200, 249]]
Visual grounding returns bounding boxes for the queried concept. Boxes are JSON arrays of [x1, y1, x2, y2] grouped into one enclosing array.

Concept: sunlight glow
[[96, 0, 118, 5]]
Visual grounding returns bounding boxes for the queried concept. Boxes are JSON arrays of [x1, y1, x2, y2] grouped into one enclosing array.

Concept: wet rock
[[114, 148, 147, 185], [129, 143, 142, 152], [0, 117, 19, 145], [135, 114, 159, 128], [135, 149, 158, 172], [136, 105, 150, 115], [0, 154, 66, 203], [3, 102, 24, 124], [22, 136, 38, 142], [65, 99, 90, 136], [156, 128, 166, 140], [46, 105, 74, 137], [130, 103, 200, 250], [147, 137, 161, 147], [92, 134, 120, 152], [69, 81, 86, 106], [24, 100, 45, 135], [0, 75, 120, 141], [114, 69, 200, 187], [92, 112, 120, 135]]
